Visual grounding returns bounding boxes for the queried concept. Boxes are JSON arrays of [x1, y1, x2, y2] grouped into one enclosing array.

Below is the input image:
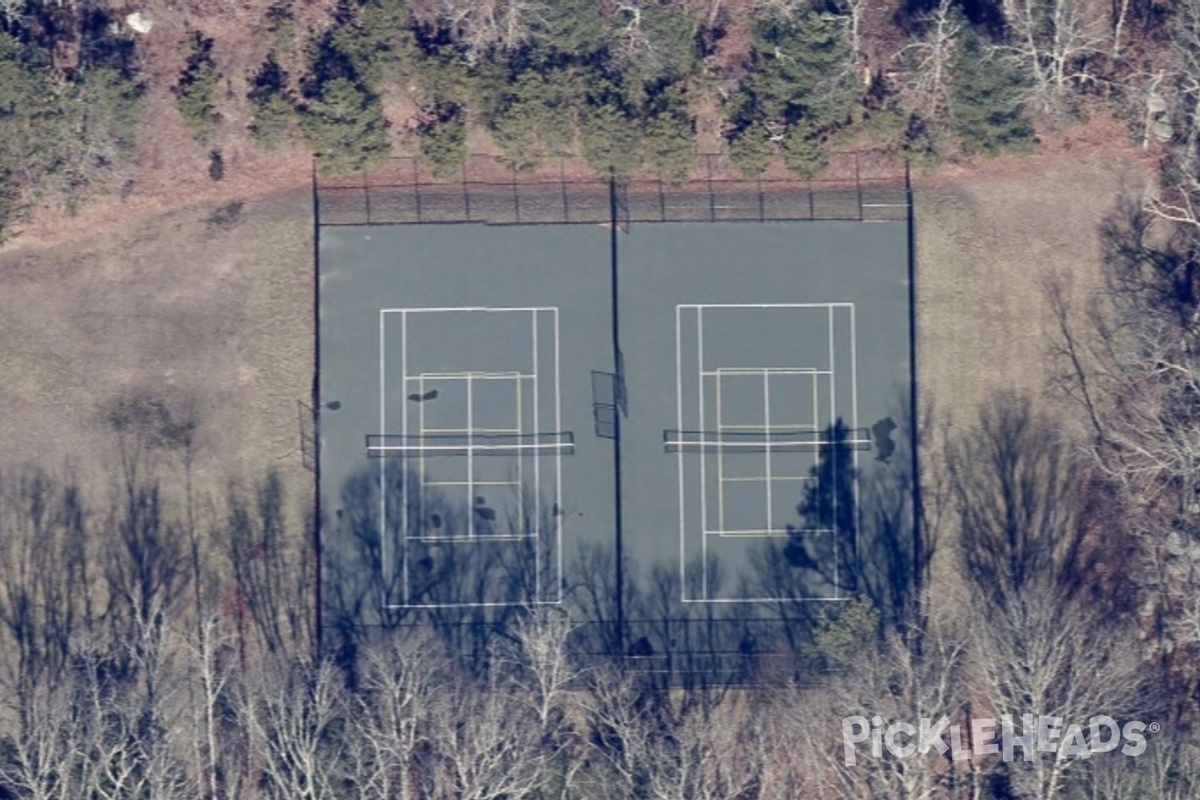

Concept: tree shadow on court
[[324, 460, 562, 668], [746, 396, 937, 644], [325, 401, 935, 680]]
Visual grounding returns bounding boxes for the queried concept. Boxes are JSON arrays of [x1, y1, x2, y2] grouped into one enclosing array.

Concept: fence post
[[658, 177, 666, 222], [512, 163, 520, 223], [855, 152, 864, 222], [808, 183, 815, 220], [561, 159, 570, 223], [706, 154, 716, 222], [362, 167, 371, 225], [462, 161, 472, 222], [757, 175, 764, 222], [413, 158, 422, 224]]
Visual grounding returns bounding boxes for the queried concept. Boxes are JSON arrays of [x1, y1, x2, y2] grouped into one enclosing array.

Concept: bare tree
[[343, 629, 448, 800], [1047, 199, 1200, 693], [643, 697, 760, 800], [967, 591, 1151, 800], [410, 0, 543, 61], [895, 0, 965, 119], [782, 602, 972, 800], [239, 658, 349, 800], [425, 667, 549, 800], [1002, 0, 1107, 118]]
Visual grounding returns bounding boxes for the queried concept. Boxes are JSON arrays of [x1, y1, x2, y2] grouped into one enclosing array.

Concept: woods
[[0, 0, 1198, 238]]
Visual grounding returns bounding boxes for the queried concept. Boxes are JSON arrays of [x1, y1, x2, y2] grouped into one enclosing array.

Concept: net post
[[658, 176, 666, 223], [757, 175, 765, 222]]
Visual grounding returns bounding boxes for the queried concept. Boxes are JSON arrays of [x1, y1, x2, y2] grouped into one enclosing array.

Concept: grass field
[[0, 190, 313, 502]]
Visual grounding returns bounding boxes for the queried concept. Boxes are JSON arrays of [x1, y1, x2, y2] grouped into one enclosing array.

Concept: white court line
[[670, 301, 864, 603], [716, 372, 724, 532], [554, 308, 564, 603], [849, 303, 860, 599], [666, 438, 870, 450], [384, 600, 555, 610], [711, 367, 825, 375], [380, 310, 390, 606], [407, 534, 534, 543], [380, 305, 568, 608], [697, 306, 707, 600], [724, 475, 812, 483], [368, 442, 574, 454], [763, 370, 772, 533], [703, 369, 830, 377], [426, 480, 520, 487], [531, 311, 540, 602], [380, 306, 558, 314], [400, 311, 408, 604], [682, 597, 847, 604], [828, 306, 837, 597], [676, 305, 687, 602], [412, 371, 530, 380], [678, 302, 854, 310], [467, 373, 474, 538], [419, 426, 522, 434], [515, 366, 523, 543], [719, 423, 819, 431]]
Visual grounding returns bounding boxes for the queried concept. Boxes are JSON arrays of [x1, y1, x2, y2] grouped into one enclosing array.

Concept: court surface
[[318, 216, 913, 662]]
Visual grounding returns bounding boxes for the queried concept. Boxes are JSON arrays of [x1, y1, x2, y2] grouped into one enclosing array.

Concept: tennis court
[[316, 171, 914, 673]]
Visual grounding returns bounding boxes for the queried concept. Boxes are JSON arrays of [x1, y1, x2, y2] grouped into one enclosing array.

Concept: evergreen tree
[[725, 9, 858, 177], [641, 85, 696, 182], [248, 53, 295, 148], [415, 100, 466, 179], [300, 78, 390, 173], [579, 101, 642, 177], [172, 32, 221, 143], [477, 67, 577, 168], [949, 28, 1033, 154]]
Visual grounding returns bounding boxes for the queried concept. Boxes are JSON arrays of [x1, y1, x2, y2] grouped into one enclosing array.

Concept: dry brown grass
[[0, 189, 313, 502], [913, 116, 1157, 430]]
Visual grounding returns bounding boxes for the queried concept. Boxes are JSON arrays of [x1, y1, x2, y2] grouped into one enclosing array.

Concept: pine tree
[[300, 78, 391, 173], [949, 29, 1034, 154]]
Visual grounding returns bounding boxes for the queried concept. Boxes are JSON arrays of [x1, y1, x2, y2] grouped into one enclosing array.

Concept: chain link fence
[[315, 152, 909, 227]]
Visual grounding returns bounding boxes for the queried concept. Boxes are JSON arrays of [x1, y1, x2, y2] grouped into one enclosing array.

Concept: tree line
[[3, 0, 1200, 237]]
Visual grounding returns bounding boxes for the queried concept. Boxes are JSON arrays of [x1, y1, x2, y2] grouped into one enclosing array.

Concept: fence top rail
[[313, 151, 910, 227]]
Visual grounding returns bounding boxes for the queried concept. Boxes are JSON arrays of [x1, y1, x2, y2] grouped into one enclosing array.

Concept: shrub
[[248, 53, 295, 148], [173, 32, 221, 142], [415, 100, 466, 179]]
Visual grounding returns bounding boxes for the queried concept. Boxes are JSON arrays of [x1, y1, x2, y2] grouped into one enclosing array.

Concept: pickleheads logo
[[841, 714, 1157, 766]]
